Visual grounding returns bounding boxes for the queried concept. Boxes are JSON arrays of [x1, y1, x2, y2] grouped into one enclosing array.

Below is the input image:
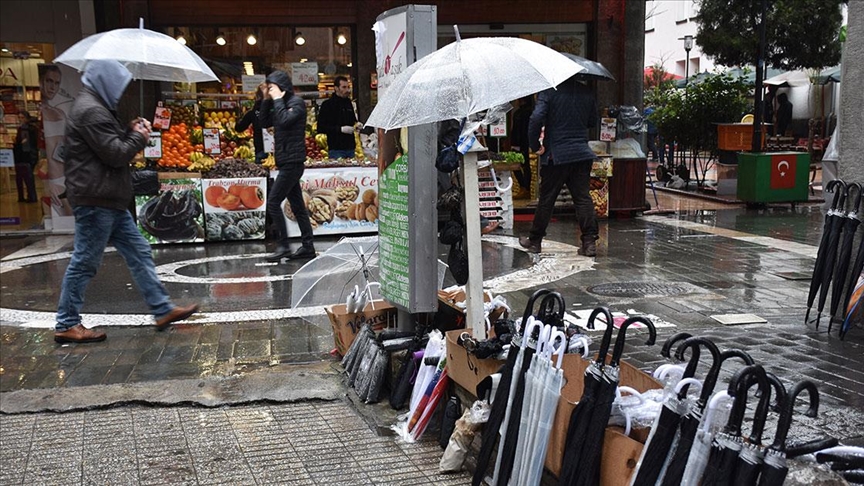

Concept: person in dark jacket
[[259, 70, 315, 262], [54, 59, 199, 344], [520, 77, 599, 257], [776, 92, 793, 137], [235, 83, 267, 163], [13, 111, 39, 202], [317, 76, 358, 159]]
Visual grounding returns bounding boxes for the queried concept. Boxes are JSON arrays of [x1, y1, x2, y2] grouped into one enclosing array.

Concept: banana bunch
[[261, 153, 276, 169], [315, 133, 328, 150], [354, 132, 364, 160], [187, 152, 216, 172], [234, 145, 254, 161]]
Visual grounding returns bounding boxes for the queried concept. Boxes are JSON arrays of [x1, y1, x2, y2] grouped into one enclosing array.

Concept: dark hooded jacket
[[259, 71, 307, 168], [528, 77, 597, 165], [64, 59, 148, 211]]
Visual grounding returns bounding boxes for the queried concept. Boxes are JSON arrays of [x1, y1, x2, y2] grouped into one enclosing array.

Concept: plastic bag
[[439, 400, 491, 473]]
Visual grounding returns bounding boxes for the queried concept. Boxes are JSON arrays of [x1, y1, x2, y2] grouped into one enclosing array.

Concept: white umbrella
[[365, 28, 584, 335], [54, 26, 218, 83], [763, 70, 811, 88]]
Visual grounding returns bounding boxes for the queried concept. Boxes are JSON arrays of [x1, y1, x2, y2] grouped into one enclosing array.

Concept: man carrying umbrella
[[520, 76, 599, 257], [54, 59, 198, 343]]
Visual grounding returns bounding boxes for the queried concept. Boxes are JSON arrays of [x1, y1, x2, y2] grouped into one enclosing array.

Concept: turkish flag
[[770, 154, 796, 189]]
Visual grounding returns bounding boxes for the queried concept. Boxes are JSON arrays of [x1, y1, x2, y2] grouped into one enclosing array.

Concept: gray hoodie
[[81, 59, 133, 111]]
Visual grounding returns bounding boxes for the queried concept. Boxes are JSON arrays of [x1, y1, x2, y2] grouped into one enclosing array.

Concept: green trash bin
[[736, 151, 810, 203]]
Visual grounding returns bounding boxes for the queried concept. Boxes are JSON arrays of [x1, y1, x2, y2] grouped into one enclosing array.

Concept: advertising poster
[[273, 167, 379, 237], [378, 155, 409, 308], [38, 63, 79, 230], [201, 177, 267, 241], [135, 177, 204, 244]]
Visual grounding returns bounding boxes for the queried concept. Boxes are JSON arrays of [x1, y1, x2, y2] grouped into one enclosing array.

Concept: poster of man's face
[[38, 64, 62, 101]]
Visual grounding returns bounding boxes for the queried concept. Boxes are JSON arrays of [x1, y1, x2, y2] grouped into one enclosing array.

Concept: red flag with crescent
[[770, 154, 796, 189]]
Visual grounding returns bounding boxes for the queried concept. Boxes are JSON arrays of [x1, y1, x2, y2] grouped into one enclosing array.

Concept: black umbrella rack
[[806, 179, 864, 339]]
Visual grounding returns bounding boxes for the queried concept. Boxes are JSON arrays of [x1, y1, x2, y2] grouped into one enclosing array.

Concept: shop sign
[[600, 117, 617, 142], [291, 62, 319, 86], [241, 74, 266, 93], [144, 132, 162, 159], [373, 11, 408, 98], [153, 104, 171, 130], [378, 155, 410, 308], [0, 148, 13, 167], [203, 128, 221, 154], [488, 117, 507, 138], [135, 176, 205, 245]]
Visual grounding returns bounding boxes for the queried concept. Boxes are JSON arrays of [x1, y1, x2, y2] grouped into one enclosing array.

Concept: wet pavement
[[2, 192, 863, 484]]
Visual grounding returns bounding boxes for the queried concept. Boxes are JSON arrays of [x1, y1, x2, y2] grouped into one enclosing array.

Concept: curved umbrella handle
[[616, 386, 645, 405], [726, 364, 769, 437], [363, 282, 381, 311], [675, 337, 720, 401], [522, 316, 542, 350], [655, 363, 686, 382], [549, 329, 567, 368], [827, 179, 847, 212], [769, 380, 819, 452], [702, 390, 733, 434], [609, 316, 657, 367], [847, 182, 864, 214], [569, 336, 591, 359], [696, 347, 755, 406], [674, 377, 703, 396], [521, 289, 552, 332], [489, 166, 513, 193], [537, 324, 553, 357], [587, 306, 615, 365], [661, 332, 693, 358]]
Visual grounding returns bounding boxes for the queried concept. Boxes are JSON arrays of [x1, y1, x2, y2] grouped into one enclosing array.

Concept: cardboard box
[[544, 353, 663, 485], [325, 300, 398, 356], [445, 329, 506, 396], [436, 289, 506, 337]]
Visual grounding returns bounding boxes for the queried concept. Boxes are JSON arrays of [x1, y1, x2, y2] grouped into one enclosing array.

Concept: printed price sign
[[489, 118, 507, 138], [262, 128, 274, 154], [153, 105, 172, 130], [600, 117, 617, 142], [203, 128, 221, 154], [219, 100, 237, 109], [291, 62, 319, 86], [0, 148, 13, 167], [144, 132, 162, 159]]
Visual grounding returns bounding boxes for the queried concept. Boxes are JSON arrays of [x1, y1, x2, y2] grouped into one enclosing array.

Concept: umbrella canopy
[[291, 236, 380, 308], [806, 180, 847, 324], [574, 316, 656, 486], [815, 65, 842, 85], [365, 35, 584, 130], [54, 27, 218, 83], [561, 53, 615, 81], [763, 70, 812, 87], [759, 381, 820, 486], [830, 183, 863, 330]]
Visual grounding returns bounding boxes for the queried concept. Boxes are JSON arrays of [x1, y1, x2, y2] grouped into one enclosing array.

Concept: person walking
[[510, 95, 534, 199], [13, 111, 39, 202], [316, 75, 358, 160], [54, 60, 198, 344], [519, 77, 599, 257], [235, 83, 268, 163], [259, 70, 315, 262]]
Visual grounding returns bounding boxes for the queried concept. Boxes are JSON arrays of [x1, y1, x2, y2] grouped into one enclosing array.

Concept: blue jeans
[[328, 149, 354, 159], [56, 206, 174, 331]]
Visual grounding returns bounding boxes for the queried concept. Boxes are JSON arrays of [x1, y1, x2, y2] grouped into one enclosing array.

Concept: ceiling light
[[176, 34, 187, 45], [299, 58, 308, 63], [347, 62, 353, 68], [216, 33, 227, 46], [336, 33, 347, 45], [1, 48, 9, 53], [294, 32, 306, 46], [246, 33, 257, 46]]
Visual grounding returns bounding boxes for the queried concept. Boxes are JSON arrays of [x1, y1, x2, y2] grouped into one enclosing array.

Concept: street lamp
[[680, 35, 694, 85]]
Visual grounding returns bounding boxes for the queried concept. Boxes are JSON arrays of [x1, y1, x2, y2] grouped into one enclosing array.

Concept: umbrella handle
[[537, 324, 553, 356], [674, 378, 703, 396], [521, 289, 553, 332], [616, 386, 645, 405], [489, 167, 513, 193], [703, 390, 733, 434], [522, 316, 542, 350], [661, 332, 693, 358], [570, 336, 591, 359], [549, 329, 567, 368]]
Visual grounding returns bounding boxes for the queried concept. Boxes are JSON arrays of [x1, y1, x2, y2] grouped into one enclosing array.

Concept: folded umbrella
[[730, 372, 785, 486], [758, 380, 820, 486], [806, 180, 846, 324], [575, 316, 656, 486], [681, 390, 736, 486], [812, 180, 849, 327], [842, 222, 864, 331], [830, 183, 863, 331]]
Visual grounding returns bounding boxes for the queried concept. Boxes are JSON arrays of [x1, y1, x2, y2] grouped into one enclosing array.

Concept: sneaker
[[519, 236, 541, 253], [54, 324, 106, 344], [581, 240, 597, 257], [289, 246, 317, 260]]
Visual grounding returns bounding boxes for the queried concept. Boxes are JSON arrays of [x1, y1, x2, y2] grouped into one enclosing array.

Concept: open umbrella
[[701, 364, 771, 486], [763, 70, 812, 87], [830, 183, 863, 331], [558, 306, 616, 485], [759, 380, 820, 486], [473, 289, 551, 486], [806, 179, 847, 326], [574, 316, 656, 486], [560, 53, 615, 81], [291, 236, 380, 308]]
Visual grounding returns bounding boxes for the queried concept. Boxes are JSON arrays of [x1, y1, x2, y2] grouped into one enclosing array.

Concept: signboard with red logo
[[770, 153, 796, 190]]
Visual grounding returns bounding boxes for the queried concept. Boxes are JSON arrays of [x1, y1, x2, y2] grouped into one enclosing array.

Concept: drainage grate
[[587, 281, 697, 298]]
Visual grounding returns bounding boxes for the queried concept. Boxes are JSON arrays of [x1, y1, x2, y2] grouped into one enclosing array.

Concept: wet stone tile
[[82, 468, 140, 485]]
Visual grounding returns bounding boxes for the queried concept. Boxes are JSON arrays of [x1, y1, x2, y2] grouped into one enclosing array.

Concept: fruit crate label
[[202, 178, 267, 241], [153, 105, 171, 130], [144, 132, 162, 159], [203, 128, 221, 154]]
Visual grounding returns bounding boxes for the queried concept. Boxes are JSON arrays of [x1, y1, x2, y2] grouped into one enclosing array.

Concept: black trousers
[[529, 161, 598, 244], [267, 165, 314, 249], [15, 163, 36, 201]]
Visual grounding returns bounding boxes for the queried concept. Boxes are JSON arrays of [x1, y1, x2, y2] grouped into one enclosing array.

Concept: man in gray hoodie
[[54, 59, 198, 344]]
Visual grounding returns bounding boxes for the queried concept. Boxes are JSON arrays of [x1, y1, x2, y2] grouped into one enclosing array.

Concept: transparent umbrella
[[54, 26, 218, 83], [291, 236, 380, 308]]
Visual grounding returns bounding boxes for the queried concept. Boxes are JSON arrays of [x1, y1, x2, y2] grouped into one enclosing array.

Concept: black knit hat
[[266, 70, 293, 93]]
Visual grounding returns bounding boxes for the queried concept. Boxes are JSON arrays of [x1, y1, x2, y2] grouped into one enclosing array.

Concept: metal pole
[[139, 18, 145, 116], [751, 0, 768, 153], [684, 48, 690, 85]]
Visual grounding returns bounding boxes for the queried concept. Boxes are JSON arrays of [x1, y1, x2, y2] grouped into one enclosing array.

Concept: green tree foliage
[[696, 0, 844, 71]]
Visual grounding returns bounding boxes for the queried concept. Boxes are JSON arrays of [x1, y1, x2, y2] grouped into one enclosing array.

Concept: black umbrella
[[558, 306, 616, 485], [573, 316, 657, 486], [830, 183, 864, 332], [560, 52, 616, 81], [631, 334, 703, 486], [758, 380, 820, 486], [730, 372, 786, 486], [494, 292, 564, 486], [806, 180, 846, 324], [811, 180, 848, 327], [701, 364, 770, 486], [472, 288, 551, 486]]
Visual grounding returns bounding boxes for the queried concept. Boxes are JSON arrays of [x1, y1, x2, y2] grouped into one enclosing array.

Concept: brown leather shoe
[[54, 324, 106, 344], [519, 236, 541, 253], [155, 304, 199, 330]]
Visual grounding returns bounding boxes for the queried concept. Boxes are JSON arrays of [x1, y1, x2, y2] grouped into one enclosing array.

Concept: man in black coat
[[317, 75, 358, 160], [520, 77, 599, 257], [259, 70, 315, 262]]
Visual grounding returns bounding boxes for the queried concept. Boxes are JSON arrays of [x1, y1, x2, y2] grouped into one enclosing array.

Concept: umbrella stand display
[[829, 183, 863, 331], [573, 316, 657, 486], [558, 306, 616, 485], [759, 381, 820, 486], [807, 180, 847, 326]]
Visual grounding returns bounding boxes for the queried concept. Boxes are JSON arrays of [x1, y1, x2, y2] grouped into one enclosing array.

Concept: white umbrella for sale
[[365, 27, 584, 335], [511, 324, 553, 481]]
